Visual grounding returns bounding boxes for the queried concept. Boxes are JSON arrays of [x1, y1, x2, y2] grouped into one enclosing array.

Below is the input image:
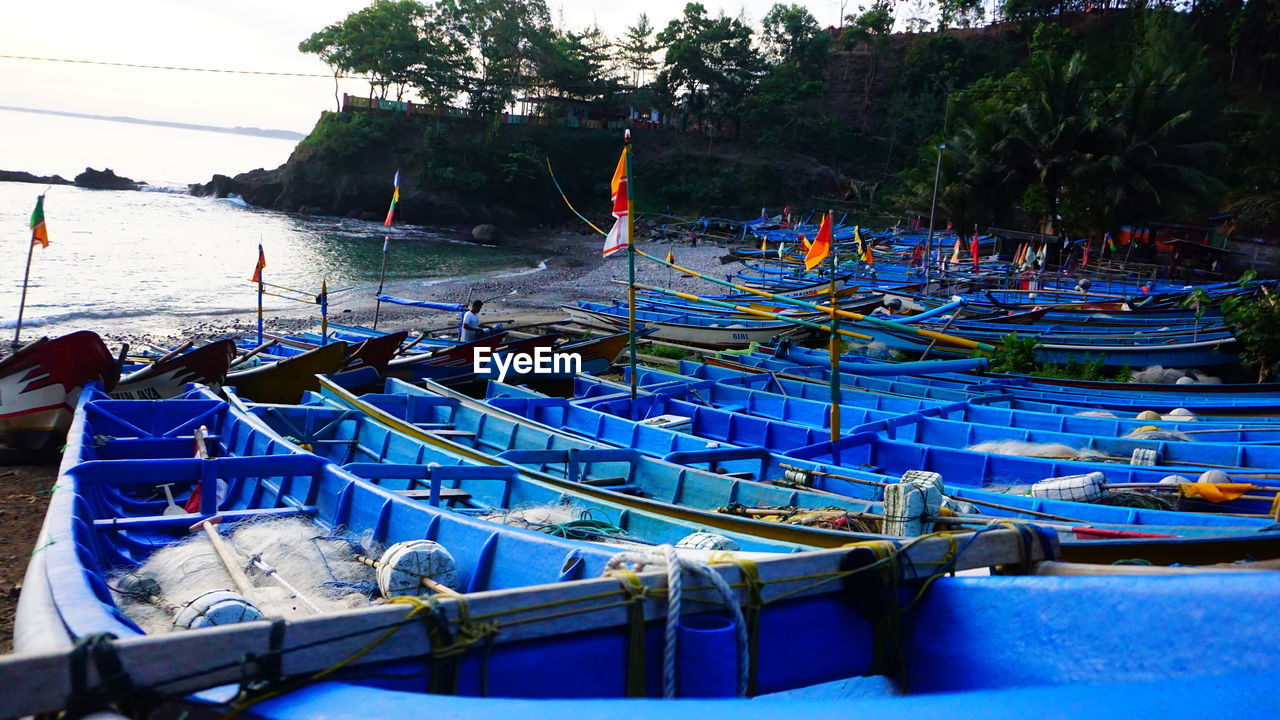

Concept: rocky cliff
[[189, 110, 847, 227]]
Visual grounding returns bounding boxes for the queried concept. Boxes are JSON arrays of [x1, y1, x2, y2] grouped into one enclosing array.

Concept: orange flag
[[1180, 483, 1254, 503], [803, 212, 833, 270]]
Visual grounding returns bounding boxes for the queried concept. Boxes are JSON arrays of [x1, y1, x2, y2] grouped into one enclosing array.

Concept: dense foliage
[[1186, 272, 1280, 380], [297, 0, 1280, 232]]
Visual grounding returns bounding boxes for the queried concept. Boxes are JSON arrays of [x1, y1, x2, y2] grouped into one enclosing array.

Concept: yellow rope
[[224, 596, 439, 717]]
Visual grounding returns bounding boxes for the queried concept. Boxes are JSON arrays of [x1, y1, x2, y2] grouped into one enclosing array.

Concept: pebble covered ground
[[101, 236, 755, 349]]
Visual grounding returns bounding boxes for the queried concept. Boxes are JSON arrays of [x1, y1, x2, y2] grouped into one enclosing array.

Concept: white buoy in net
[[1130, 448, 1159, 466], [1160, 474, 1191, 486], [172, 589, 264, 630], [1176, 376, 1195, 385], [377, 540, 460, 598], [1167, 408, 1197, 421], [1030, 471, 1107, 502], [1136, 410, 1162, 421], [1198, 469, 1230, 484], [676, 532, 740, 551]]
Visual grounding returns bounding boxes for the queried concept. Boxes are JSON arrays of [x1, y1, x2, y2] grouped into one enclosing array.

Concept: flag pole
[[826, 211, 841, 451], [320, 278, 329, 345], [373, 236, 389, 329], [11, 236, 36, 348], [624, 129, 638, 401], [925, 143, 944, 295], [256, 252, 264, 346]]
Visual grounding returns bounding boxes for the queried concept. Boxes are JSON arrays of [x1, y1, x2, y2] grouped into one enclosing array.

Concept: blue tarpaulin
[[376, 295, 465, 312]]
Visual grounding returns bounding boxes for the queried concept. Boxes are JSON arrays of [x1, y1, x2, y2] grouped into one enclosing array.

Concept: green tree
[[656, 3, 763, 138], [439, 0, 554, 114], [299, 0, 468, 106], [760, 4, 829, 71], [839, 0, 895, 117], [616, 13, 660, 88]]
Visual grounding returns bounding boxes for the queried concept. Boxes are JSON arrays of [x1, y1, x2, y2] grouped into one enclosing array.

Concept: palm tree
[[996, 50, 1097, 233], [1070, 62, 1225, 236]]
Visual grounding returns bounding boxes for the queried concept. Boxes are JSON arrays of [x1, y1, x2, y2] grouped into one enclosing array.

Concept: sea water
[[0, 110, 540, 338]]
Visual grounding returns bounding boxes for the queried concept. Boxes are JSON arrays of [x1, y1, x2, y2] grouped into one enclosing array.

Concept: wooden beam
[[0, 529, 1052, 717]]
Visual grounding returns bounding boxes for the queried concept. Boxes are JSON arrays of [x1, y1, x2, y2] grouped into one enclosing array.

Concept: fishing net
[[108, 517, 378, 634], [845, 341, 890, 359], [481, 503, 640, 543], [1074, 410, 1119, 418], [967, 440, 1088, 459], [1099, 492, 1175, 511], [1128, 366, 1221, 385], [1123, 427, 1193, 442]]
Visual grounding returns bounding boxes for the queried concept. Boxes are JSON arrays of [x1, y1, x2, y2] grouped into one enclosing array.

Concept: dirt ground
[[0, 464, 56, 652]]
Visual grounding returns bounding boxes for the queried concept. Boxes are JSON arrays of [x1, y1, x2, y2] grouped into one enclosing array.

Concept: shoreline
[[93, 240, 748, 350]]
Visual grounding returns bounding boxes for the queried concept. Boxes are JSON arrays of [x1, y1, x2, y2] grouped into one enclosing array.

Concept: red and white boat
[[0, 331, 118, 452]]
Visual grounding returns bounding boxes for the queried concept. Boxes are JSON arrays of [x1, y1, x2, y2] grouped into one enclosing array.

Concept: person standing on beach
[[459, 300, 488, 341]]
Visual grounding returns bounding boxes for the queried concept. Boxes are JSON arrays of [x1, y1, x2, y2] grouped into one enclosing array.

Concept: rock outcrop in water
[[188, 168, 283, 207], [74, 168, 141, 190], [0, 170, 73, 186]]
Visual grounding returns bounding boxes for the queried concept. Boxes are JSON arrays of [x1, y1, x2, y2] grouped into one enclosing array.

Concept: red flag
[[803, 212, 833, 270], [970, 232, 980, 271], [602, 148, 629, 257], [1083, 239, 1091, 267]]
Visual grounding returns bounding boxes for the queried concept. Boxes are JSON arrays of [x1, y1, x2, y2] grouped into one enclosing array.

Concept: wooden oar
[[145, 341, 193, 365], [189, 517, 257, 599], [191, 515, 322, 613], [230, 339, 279, 368]]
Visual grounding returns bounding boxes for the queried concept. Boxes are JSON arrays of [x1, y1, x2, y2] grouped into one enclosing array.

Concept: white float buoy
[[676, 532, 740, 551], [172, 589, 264, 630], [376, 540, 460, 598], [1198, 469, 1230, 485]]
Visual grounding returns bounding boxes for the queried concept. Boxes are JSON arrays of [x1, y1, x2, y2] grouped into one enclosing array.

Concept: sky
[[0, 1, 872, 134]]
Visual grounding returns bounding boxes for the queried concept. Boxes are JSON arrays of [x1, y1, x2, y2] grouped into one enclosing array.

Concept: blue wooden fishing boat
[[565, 301, 807, 348], [486, 382, 1280, 536], [615, 364, 1280, 444]]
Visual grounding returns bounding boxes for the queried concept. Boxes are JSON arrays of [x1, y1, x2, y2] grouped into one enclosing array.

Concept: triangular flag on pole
[[251, 244, 266, 282], [602, 148, 629, 257], [950, 239, 962, 265], [803, 212, 832, 271], [856, 227, 873, 264], [29, 195, 49, 248], [760, 236, 767, 252], [384, 170, 400, 227], [665, 248, 674, 264], [970, 231, 980, 271], [1082, 239, 1091, 267]]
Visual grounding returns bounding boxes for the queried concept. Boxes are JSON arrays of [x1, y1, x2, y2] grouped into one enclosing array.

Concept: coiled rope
[[604, 545, 748, 698]]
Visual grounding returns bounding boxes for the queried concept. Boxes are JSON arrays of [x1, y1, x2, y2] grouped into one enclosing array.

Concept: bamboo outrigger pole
[[11, 227, 36, 348], [634, 249, 995, 351], [630, 283, 874, 342]]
